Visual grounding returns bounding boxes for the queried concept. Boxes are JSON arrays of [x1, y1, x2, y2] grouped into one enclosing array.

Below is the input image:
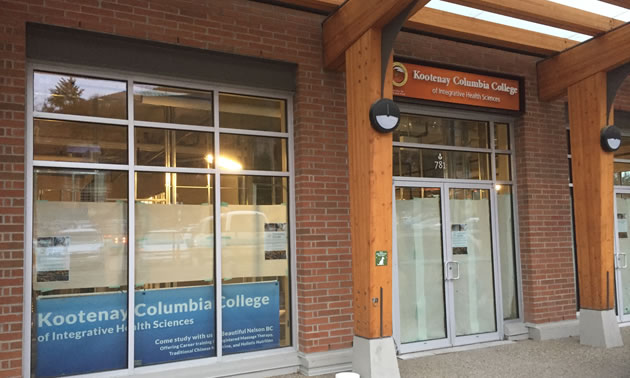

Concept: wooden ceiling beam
[[271, 0, 340, 12], [600, 0, 630, 9], [407, 8, 578, 56], [538, 22, 630, 101], [445, 0, 623, 36], [322, 0, 429, 70]]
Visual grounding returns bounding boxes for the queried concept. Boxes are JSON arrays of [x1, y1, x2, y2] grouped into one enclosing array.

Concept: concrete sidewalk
[[276, 326, 630, 377]]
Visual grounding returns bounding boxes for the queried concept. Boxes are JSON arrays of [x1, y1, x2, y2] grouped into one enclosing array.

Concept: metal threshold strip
[[397, 340, 514, 360]]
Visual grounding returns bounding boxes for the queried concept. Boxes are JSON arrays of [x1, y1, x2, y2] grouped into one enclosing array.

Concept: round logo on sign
[[393, 62, 408, 87]]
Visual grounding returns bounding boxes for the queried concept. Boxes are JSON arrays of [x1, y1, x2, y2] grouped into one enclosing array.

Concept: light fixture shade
[[601, 125, 622, 152]]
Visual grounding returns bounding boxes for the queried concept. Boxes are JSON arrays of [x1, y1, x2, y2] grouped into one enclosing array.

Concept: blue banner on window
[[134, 285, 215, 365], [35, 282, 280, 376], [35, 292, 128, 377], [222, 281, 280, 354]]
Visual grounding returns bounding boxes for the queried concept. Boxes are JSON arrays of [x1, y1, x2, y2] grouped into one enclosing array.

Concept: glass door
[[445, 185, 501, 346], [394, 183, 451, 352], [614, 191, 630, 322], [393, 182, 502, 353]]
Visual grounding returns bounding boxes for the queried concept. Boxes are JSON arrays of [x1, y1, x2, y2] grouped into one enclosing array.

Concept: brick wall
[[0, 0, 351, 375], [394, 33, 577, 323], [0, 14, 27, 377]]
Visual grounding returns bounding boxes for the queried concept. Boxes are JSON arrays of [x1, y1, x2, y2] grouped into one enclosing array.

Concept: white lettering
[[491, 81, 518, 95], [412, 70, 450, 86], [453, 76, 489, 89]]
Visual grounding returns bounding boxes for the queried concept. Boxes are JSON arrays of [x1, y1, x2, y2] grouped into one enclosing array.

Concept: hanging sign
[[393, 61, 522, 112]]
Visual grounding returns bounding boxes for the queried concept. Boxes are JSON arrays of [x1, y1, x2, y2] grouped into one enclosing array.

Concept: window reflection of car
[[221, 211, 269, 247], [58, 227, 104, 255], [53, 227, 105, 266], [190, 211, 269, 248], [190, 217, 214, 249], [137, 229, 189, 256]]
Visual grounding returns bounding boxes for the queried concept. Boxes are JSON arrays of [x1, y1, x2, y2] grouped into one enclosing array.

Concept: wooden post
[[568, 72, 616, 310], [345, 28, 394, 338]]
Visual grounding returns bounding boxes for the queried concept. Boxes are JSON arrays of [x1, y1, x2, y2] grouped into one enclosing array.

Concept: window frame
[[24, 61, 297, 376]]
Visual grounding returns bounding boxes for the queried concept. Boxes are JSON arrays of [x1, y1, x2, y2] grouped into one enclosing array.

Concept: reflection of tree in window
[[37, 73, 127, 118], [42, 77, 84, 113]]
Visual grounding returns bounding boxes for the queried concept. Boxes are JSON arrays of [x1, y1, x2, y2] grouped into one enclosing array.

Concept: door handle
[[445, 261, 461, 280], [452, 261, 460, 280], [620, 253, 628, 269]]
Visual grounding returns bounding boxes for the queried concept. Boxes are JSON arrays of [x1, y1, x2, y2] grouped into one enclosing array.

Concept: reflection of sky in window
[[133, 84, 213, 108], [134, 84, 195, 98], [34, 72, 126, 111]]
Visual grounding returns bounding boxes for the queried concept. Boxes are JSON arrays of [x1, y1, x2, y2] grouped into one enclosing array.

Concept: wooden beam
[[600, 0, 630, 8], [346, 28, 394, 338], [323, 0, 427, 70], [538, 22, 630, 102], [445, 0, 623, 36], [273, 1, 581, 57], [268, 0, 340, 12], [569, 72, 616, 311], [407, 8, 578, 56]]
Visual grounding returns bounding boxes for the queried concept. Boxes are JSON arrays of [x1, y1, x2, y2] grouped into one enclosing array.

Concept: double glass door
[[393, 181, 502, 353], [613, 191, 630, 322]]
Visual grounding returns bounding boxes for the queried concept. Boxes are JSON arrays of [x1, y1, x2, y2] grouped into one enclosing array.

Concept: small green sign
[[376, 250, 388, 266]]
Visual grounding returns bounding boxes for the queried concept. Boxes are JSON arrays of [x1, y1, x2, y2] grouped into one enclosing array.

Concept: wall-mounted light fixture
[[369, 98, 400, 133]]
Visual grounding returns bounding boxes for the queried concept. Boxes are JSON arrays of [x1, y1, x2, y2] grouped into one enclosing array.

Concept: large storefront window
[[29, 69, 293, 376]]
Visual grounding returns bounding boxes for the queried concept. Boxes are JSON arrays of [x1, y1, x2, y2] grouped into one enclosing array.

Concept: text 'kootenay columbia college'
[[412, 69, 519, 102]]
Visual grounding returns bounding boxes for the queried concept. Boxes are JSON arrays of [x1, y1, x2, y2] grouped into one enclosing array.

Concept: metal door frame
[[613, 187, 630, 323], [393, 180, 503, 354]]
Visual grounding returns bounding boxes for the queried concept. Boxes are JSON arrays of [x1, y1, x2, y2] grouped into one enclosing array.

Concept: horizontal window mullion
[[134, 165, 217, 174], [134, 120, 216, 133], [219, 169, 290, 177], [33, 160, 129, 171], [393, 176, 495, 185], [217, 127, 289, 138], [34, 112, 129, 125], [393, 142, 492, 154]]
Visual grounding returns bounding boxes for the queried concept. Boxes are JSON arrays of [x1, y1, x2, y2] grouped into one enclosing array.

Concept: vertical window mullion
[[287, 96, 297, 348], [127, 78, 136, 372], [490, 121, 496, 184], [24, 65, 35, 377], [214, 90, 223, 358]]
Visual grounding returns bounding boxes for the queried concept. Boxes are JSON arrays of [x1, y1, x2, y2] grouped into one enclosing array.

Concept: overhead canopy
[[270, 0, 629, 61]]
